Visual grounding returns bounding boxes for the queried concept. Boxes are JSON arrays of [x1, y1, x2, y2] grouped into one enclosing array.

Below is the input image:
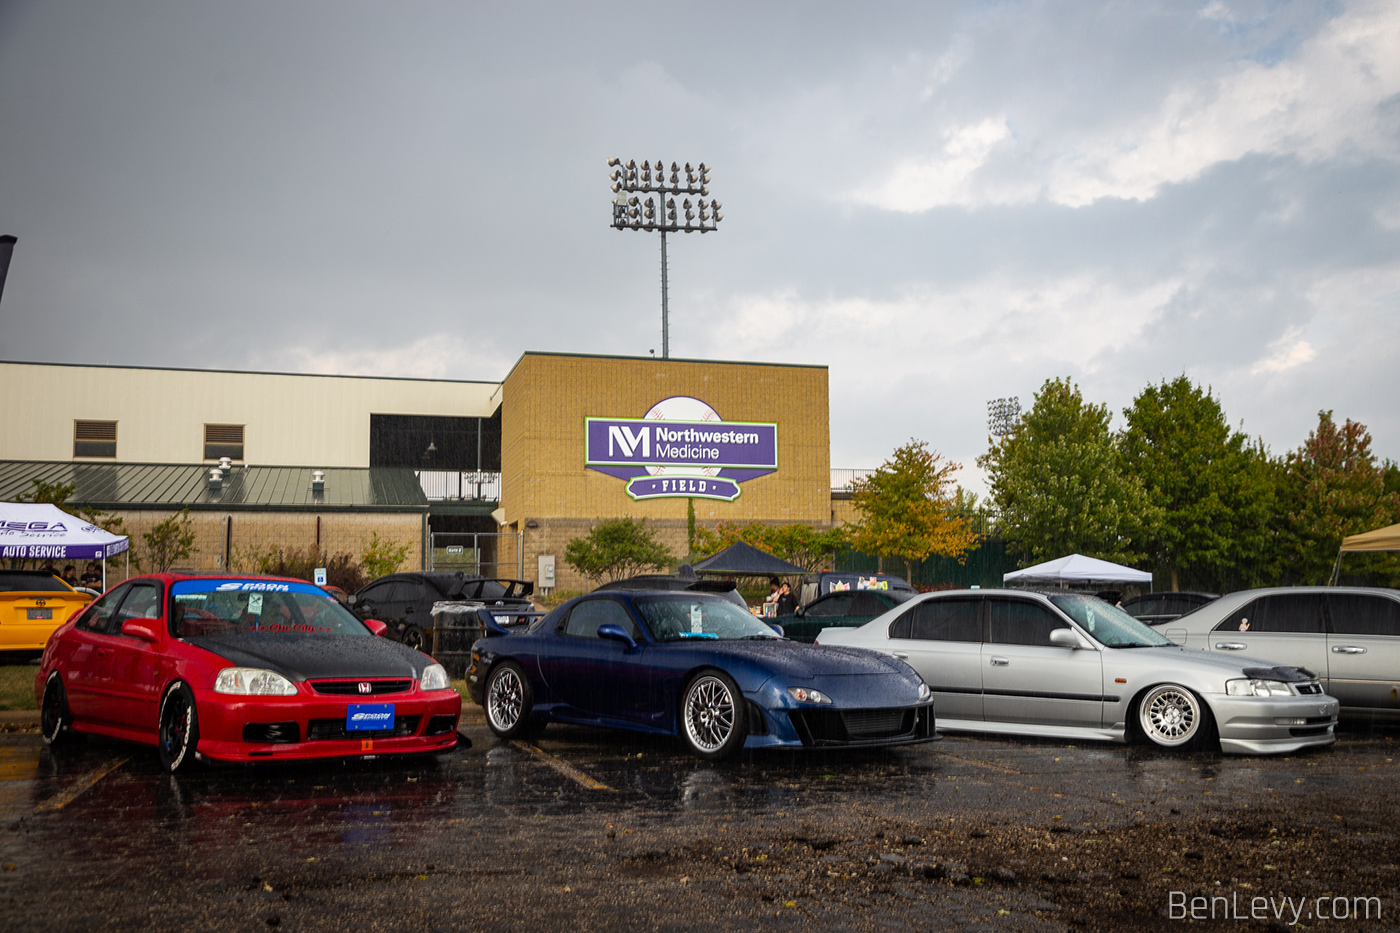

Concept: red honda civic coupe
[[35, 574, 464, 772]]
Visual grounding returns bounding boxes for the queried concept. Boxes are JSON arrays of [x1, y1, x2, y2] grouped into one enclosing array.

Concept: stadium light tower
[[608, 158, 722, 359], [987, 397, 1022, 437]]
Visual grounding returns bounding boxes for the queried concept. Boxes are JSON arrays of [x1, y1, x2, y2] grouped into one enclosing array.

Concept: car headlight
[[420, 663, 450, 691], [1226, 678, 1292, 697], [787, 686, 832, 705], [214, 668, 298, 696], [918, 683, 931, 701]]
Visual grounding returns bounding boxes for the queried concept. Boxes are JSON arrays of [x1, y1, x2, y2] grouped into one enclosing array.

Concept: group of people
[[763, 576, 798, 617], [38, 559, 104, 590]]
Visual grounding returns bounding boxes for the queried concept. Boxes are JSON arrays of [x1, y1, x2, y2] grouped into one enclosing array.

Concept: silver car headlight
[[787, 687, 832, 705], [1226, 678, 1292, 697], [214, 668, 298, 696], [918, 683, 931, 701], [420, 663, 450, 691]]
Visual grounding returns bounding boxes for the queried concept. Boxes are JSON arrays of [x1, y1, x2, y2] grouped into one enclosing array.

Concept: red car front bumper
[[191, 686, 463, 763]]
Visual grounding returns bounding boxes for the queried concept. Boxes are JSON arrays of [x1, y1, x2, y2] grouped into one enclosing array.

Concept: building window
[[73, 420, 117, 458], [204, 424, 245, 461]]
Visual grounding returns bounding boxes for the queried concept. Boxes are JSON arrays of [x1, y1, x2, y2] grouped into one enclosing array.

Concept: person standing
[[61, 565, 79, 587], [775, 581, 798, 616]]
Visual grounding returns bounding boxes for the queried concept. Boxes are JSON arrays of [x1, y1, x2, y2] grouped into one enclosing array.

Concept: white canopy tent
[[0, 502, 129, 590], [1003, 553, 1152, 588]]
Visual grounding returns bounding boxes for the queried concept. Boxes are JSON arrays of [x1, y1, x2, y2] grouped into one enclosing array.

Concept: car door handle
[[989, 657, 1009, 666], [891, 652, 909, 659], [1331, 645, 1367, 654], [1215, 643, 1247, 650]]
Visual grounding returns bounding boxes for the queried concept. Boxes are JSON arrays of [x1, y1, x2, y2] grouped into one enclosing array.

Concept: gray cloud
[[1, 1, 1396, 489]]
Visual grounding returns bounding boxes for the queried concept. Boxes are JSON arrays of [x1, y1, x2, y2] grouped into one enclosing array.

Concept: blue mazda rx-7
[[466, 590, 937, 759]]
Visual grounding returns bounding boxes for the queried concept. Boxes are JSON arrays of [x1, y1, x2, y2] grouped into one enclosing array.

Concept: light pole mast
[[609, 158, 722, 359]]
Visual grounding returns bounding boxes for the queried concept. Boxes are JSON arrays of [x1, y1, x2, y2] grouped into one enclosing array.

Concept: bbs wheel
[[680, 670, 747, 761], [484, 662, 539, 740], [1138, 683, 1212, 750], [41, 672, 73, 747], [157, 682, 201, 773]]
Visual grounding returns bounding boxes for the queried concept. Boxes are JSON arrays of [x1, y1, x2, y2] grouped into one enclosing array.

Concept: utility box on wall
[[538, 554, 556, 591]]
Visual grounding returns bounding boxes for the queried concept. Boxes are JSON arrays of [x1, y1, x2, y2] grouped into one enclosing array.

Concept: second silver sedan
[[815, 589, 1338, 755]]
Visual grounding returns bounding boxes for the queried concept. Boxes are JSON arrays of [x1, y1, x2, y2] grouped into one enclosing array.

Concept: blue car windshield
[[635, 595, 781, 642], [1048, 595, 1173, 648], [170, 580, 371, 638]]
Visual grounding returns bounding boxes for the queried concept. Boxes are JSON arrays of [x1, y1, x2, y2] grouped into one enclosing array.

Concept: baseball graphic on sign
[[643, 396, 722, 478]]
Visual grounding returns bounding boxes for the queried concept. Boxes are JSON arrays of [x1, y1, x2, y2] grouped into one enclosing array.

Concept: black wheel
[[1137, 683, 1214, 751], [41, 672, 72, 746], [401, 625, 425, 651], [484, 662, 538, 740], [679, 670, 748, 761], [157, 682, 201, 773]]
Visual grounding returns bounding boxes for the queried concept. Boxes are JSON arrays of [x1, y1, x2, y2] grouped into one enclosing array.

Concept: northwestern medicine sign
[[585, 396, 777, 501]]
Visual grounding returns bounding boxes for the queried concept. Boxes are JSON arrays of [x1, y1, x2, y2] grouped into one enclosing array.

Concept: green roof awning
[[0, 461, 428, 512]]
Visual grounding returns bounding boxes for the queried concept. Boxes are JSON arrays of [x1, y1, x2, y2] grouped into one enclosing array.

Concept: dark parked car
[[777, 588, 914, 643], [352, 573, 534, 650], [594, 568, 746, 608], [468, 590, 937, 759], [1121, 591, 1220, 625]]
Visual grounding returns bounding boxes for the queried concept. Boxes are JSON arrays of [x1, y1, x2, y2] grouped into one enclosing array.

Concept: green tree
[[1119, 376, 1276, 591], [140, 510, 197, 573], [564, 516, 674, 583], [847, 439, 979, 579], [15, 478, 76, 505], [1280, 411, 1400, 584], [361, 531, 411, 579], [980, 378, 1159, 565]]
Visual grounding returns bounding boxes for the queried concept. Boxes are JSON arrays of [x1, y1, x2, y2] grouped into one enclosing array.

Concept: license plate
[[27, 608, 52, 620], [346, 704, 394, 732]]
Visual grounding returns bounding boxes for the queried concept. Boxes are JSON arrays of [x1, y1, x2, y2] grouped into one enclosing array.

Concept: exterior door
[[106, 582, 166, 733], [537, 597, 651, 724], [1208, 594, 1330, 683], [887, 597, 983, 722], [981, 597, 1104, 728], [1324, 593, 1400, 715], [62, 585, 130, 725]]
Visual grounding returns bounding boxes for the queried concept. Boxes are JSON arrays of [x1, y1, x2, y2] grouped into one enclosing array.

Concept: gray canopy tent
[[691, 542, 806, 577]]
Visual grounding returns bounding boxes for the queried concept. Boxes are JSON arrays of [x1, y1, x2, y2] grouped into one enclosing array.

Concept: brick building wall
[[500, 353, 832, 591]]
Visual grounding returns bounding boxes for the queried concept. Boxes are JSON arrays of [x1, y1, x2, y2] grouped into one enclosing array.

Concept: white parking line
[[35, 756, 130, 811], [509, 741, 614, 791]]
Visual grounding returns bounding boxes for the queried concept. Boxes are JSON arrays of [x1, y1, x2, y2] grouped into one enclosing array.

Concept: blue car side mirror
[[597, 623, 637, 649], [770, 624, 784, 636]]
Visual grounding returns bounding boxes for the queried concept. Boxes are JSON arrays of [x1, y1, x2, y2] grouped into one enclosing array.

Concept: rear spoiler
[[448, 578, 535, 601]]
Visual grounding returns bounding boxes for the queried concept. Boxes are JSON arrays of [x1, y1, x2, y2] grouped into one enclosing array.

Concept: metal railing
[[831, 468, 874, 492], [416, 470, 501, 501]]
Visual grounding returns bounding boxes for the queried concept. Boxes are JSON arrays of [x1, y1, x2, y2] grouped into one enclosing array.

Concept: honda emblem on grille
[[358, 682, 372, 694]]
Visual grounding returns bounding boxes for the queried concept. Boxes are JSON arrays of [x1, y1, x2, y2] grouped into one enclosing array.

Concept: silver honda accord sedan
[[815, 589, 1338, 755]]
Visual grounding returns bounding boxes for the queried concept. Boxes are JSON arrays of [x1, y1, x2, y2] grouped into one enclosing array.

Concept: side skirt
[[935, 718, 1126, 744]]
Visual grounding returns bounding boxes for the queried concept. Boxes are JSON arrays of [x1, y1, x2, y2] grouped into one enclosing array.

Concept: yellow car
[[1, 571, 94, 658]]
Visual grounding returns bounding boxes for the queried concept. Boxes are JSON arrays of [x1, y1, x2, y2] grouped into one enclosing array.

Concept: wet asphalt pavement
[[1, 709, 1397, 932]]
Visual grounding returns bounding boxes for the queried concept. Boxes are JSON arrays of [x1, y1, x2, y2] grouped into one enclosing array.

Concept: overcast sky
[[1, 1, 1397, 492]]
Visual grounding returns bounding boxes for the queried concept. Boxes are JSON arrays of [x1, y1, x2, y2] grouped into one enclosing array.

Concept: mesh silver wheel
[[683, 675, 736, 753], [1139, 684, 1201, 747], [487, 666, 525, 733]]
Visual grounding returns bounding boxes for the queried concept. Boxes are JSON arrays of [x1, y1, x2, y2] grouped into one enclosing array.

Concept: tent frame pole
[[1328, 549, 1344, 587]]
